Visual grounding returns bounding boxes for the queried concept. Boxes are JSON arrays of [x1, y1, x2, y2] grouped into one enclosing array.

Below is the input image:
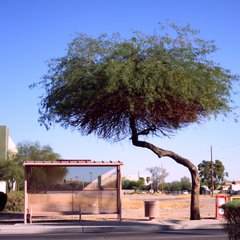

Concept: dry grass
[[122, 194, 191, 209], [121, 193, 215, 220], [123, 198, 144, 209]]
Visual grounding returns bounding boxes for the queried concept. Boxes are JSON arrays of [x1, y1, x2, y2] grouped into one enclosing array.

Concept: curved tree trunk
[[130, 117, 201, 220]]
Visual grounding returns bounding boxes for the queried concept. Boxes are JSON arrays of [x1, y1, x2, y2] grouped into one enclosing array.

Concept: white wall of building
[[0, 181, 7, 193]]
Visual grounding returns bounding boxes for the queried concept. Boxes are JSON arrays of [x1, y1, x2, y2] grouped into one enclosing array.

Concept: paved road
[[0, 229, 228, 240]]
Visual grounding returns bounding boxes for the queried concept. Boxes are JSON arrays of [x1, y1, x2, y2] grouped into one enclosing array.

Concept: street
[[0, 229, 228, 240]]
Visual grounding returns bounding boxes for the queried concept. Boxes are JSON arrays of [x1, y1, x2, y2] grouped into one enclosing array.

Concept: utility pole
[[211, 146, 214, 196]]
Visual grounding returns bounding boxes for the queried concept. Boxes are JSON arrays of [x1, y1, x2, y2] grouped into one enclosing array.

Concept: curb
[[0, 223, 163, 234], [0, 220, 226, 235], [158, 219, 226, 230]]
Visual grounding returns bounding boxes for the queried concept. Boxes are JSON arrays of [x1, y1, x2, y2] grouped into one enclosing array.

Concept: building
[[0, 125, 17, 193], [0, 125, 17, 160]]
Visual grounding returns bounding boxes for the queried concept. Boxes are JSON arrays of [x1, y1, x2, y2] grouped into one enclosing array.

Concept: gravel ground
[[0, 194, 216, 223], [122, 194, 216, 220]]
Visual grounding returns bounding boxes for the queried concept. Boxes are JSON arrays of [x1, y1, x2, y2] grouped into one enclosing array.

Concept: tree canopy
[[37, 23, 237, 141], [122, 177, 146, 191], [198, 159, 228, 190], [167, 176, 191, 192], [0, 158, 23, 191], [0, 141, 61, 191], [16, 141, 61, 163]]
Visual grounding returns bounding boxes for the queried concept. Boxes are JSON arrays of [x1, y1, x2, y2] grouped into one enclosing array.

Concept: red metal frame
[[215, 194, 228, 219]]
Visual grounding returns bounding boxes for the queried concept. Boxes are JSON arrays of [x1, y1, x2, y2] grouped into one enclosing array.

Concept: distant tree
[[0, 158, 23, 191], [0, 141, 62, 192], [147, 166, 169, 192], [34, 23, 239, 219], [165, 177, 191, 192], [16, 141, 60, 163], [180, 176, 192, 191], [15, 142, 68, 193], [122, 178, 131, 189], [169, 181, 181, 192], [136, 177, 146, 191], [122, 177, 146, 191], [198, 160, 228, 190]]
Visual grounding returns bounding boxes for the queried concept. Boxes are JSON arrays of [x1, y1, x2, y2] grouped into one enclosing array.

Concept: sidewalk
[[0, 218, 226, 235]]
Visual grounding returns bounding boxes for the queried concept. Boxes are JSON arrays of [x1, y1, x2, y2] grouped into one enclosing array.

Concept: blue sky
[[1, 0, 240, 182]]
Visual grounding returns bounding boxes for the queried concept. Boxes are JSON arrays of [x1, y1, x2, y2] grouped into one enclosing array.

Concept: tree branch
[[129, 116, 201, 220], [130, 116, 196, 169]]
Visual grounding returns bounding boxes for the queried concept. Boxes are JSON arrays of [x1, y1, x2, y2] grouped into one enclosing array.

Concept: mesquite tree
[[34, 23, 238, 220]]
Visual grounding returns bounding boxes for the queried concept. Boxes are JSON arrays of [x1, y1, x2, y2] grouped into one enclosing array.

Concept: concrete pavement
[[0, 219, 226, 235]]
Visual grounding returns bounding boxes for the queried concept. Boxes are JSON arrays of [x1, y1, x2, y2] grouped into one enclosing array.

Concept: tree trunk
[[190, 168, 201, 220], [130, 118, 201, 220]]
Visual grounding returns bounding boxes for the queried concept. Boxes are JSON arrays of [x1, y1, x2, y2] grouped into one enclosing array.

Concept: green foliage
[[169, 181, 182, 192], [0, 192, 7, 211], [165, 176, 191, 192], [0, 159, 23, 191], [4, 191, 24, 212], [16, 141, 62, 193], [16, 141, 61, 162], [180, 176, 192, 191], [0, 142, 61, 192], [34, 23, 238, 141], [122, 177, 146, 191], [223, 200, 240, 208], [222, 200, 240, 239], [198, 160, 228, 190]]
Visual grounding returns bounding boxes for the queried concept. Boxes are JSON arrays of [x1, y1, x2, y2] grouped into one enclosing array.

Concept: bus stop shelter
[[23, 160, 123, 223]]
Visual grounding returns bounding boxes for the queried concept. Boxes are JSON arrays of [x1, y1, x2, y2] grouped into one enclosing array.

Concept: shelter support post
[[117, 165, 122, 221], [24, 166, 28, 224]]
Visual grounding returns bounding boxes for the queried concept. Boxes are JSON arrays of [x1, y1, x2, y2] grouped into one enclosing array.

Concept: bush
[[222, 200, 240, 240], [0, 192, 7, 211], [4, 191, 24, 212]]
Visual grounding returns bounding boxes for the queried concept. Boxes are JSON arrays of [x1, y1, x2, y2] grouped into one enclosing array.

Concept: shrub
[[222, 200, 240, 240], [4, 191, 24, 212], [0, 192, 7, 211]]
